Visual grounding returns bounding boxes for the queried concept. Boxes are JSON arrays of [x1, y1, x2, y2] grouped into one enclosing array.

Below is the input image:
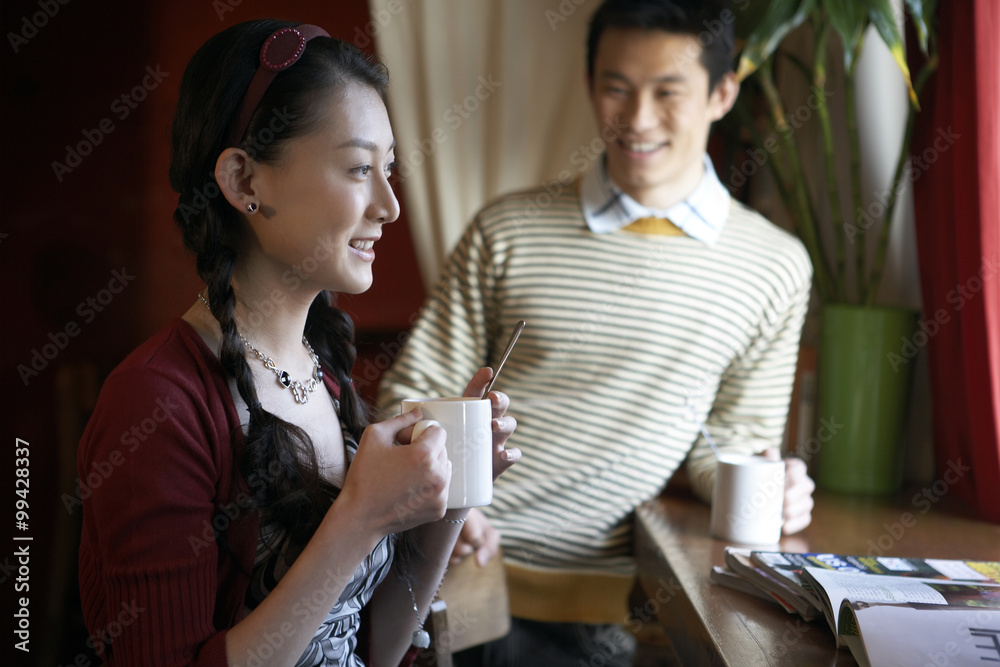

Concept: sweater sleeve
[[78, 365, 241, 666], [686, 242, 813, 503], [377, 215, 499, 416]]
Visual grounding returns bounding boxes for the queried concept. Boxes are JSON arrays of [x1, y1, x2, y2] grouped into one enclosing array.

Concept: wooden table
[[633, 484, 1000, 666]]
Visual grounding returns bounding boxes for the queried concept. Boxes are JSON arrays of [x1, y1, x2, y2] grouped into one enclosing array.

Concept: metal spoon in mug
[[483, 320, 526, 398], [685, 398, 722, 460]]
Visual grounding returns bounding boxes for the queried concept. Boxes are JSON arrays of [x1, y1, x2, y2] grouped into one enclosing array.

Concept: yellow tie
[[621, 216, 685, 236]]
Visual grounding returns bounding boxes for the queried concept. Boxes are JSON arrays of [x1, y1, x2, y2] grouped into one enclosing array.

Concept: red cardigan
[[78, 319, 416, 666]]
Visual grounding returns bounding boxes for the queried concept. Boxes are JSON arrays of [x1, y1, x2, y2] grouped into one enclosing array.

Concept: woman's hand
[[340, 409, 451, 535], [462, 366, 521, 480]]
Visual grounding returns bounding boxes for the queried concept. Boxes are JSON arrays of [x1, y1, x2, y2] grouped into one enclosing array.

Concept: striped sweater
[[377, 184, 812, 623]]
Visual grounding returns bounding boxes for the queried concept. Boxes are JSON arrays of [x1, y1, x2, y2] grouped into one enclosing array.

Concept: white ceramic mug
[[710, 453, 785, 544], [402, 397, 493, 509]]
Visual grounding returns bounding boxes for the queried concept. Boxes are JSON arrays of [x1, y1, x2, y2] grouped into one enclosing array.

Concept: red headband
[[229, 24, 329, 147]]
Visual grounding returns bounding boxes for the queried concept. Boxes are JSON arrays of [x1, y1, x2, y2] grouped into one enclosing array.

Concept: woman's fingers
[[462, 367, 494, 399], [486, 389, 510, 418]]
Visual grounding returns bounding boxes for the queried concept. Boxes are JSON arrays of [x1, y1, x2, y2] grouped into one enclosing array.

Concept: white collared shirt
[[579, 153, 730, 245]]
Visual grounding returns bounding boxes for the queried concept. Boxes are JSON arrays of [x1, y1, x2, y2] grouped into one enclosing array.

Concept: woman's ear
[[214, 148, 258, 213]]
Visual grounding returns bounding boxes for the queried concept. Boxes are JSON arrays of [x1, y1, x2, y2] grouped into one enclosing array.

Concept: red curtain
[[911, 0, 1000, 521]]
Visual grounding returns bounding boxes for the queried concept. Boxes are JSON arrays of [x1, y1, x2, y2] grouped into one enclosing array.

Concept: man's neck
[[614, 160, 706, 211]]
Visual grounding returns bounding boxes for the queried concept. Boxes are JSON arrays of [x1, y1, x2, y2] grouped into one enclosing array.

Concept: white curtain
[[371, 0, 598, 288]]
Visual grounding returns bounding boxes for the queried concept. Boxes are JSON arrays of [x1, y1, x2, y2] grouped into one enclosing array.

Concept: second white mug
[[710, 453, 785, 545]]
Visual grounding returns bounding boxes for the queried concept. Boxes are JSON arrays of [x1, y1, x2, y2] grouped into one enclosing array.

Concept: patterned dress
[[244, 410, 395, 666]]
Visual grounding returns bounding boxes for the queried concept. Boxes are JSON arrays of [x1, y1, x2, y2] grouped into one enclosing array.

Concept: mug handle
[[412, 419, 442, 440]]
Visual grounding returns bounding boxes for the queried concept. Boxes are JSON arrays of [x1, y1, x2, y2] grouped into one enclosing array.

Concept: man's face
[[589, 28, 736, 209]]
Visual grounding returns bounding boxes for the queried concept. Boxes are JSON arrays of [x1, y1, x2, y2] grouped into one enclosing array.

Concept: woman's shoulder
[[85, 318, 238, 450], [111, 317, 219, 381]]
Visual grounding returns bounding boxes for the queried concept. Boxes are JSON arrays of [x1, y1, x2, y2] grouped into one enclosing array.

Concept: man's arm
[[686, 241, 814, 532]]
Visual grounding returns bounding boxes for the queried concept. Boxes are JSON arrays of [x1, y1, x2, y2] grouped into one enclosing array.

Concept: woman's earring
[[246, 201, 258, 214]]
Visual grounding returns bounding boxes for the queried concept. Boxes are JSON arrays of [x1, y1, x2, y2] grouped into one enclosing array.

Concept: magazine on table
[[709, 565, 797, 609], [802, 564, 1000, 645], [837, 595, 1000, 665], [717, 547, 821, 619], [711, 549, 1000, 661]]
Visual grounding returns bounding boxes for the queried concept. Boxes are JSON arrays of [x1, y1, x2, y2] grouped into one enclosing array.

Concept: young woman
[[77, 19, 520, 667]]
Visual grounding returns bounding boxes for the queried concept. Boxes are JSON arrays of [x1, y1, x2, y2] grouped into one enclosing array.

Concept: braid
[[306, 293, 419, 567], [306, 292, 369, 437], [209, 240, 331, 552]]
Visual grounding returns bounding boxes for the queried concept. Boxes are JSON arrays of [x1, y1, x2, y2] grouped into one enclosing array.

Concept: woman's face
[[243, 81, 399, 297]]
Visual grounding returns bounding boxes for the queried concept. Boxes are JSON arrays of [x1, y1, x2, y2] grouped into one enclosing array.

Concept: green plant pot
[[815, 304, 918, 495]]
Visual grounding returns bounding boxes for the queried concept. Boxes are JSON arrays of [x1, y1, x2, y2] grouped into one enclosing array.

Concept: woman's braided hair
[[169, 19, 389, 554]]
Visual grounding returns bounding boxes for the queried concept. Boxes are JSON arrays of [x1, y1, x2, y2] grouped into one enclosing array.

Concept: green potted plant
[[734, 0, 938, 494]]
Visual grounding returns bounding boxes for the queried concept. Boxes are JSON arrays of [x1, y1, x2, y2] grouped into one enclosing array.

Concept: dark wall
[[2, 1, 424, 663]]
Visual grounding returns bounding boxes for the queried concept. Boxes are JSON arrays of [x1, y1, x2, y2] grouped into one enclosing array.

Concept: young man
[[378, 1, 815, 664]]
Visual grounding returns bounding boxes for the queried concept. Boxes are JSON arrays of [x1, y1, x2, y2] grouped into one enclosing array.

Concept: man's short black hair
[[586, 0, 735, 92]]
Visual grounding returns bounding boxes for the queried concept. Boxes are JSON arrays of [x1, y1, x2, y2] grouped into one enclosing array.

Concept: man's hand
[[449, 508, 499, 566], [762, 448, 815, 535]]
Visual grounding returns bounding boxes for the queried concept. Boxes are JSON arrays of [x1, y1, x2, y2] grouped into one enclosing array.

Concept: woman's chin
[[338, 277, 374, 295]]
